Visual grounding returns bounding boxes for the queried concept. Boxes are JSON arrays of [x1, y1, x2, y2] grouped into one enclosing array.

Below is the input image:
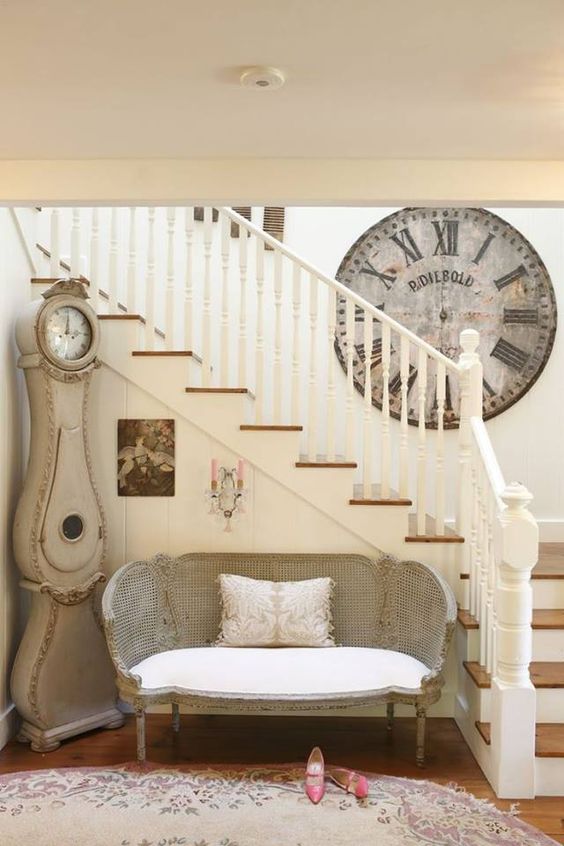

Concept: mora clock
[[335, 208, 557, 427], [11, 279, 123, 752]]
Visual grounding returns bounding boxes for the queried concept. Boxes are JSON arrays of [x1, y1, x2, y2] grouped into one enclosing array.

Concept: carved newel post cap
[[459, 328, 480, 354], [501, 481, 534, 510]]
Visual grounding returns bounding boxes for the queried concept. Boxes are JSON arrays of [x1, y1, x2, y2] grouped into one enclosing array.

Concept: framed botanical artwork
[[117, 419, 175, 496]]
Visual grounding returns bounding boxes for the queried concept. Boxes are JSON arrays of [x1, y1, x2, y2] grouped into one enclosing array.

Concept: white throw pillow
[[216, 573, 335, 648]]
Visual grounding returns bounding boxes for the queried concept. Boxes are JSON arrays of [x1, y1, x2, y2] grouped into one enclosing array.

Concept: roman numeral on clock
[[356, 338, 382, 370], [389, 227, 423, 267], [432, 220, 459, 256], [493, 263, 528, 291], [490, 337, 530, 372], [360, 259, 397, 291], [389, 365, 417, 397], [503, 307, 538, 325], [472, 232, 495, 265], [483, 378, 496, 399]]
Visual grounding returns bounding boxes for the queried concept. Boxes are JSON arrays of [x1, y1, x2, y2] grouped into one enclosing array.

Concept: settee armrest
[[381, 556, 457, 683], [102, 556, 177, 690]]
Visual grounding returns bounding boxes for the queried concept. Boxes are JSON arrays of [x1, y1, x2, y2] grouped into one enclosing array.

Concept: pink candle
[[211, 458, 218, 485], [237, 459, 245, 488]]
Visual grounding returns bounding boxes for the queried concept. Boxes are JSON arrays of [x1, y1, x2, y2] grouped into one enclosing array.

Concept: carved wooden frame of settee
[[102, 552, 456, 765]]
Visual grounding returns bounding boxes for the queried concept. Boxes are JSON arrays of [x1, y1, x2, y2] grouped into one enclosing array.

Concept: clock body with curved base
[[11, 280, 123, 752]]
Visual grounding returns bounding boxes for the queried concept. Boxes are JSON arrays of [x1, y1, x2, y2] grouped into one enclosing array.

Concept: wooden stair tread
[[406, 514, 464, 544], [476, 722, 564, 757], [464, 660, 564, 689], [185, 387, 251, 395], [133, 350, 195, 357], [533, 543, 564, 579], [458, 608, 564, 630], [349, 483, 412, 506], [296, 461, 357, 468], [240, 425, 303, 431]]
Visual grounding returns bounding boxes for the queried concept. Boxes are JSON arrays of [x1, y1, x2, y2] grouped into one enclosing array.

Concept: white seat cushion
[[131, 646, 429, 697]]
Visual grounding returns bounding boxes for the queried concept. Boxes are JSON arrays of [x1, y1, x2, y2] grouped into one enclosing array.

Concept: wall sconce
[[206, 459, 247, 532]]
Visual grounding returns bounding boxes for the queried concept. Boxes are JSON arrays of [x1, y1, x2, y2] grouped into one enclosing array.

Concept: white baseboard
[[0, 704, 20, 751], [538, 520, 564, 542]]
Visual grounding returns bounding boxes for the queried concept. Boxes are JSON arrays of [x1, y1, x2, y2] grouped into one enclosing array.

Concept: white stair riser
[[534, 758, 564, 797], [532, 580, 564, 608], [531, 630, 564, 662], [536, 689, 564, 722]]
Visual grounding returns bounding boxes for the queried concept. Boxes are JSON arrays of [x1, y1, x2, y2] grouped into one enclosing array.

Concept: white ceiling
[[0, 0, 563, 161]]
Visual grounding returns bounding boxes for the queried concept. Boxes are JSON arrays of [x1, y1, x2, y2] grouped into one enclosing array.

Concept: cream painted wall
[[284, 206, 564, 540], [0, 210, 33, 748]]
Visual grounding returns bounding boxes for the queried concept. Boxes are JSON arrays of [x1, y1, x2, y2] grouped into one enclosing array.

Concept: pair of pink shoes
[[304, 747, 369, 804]]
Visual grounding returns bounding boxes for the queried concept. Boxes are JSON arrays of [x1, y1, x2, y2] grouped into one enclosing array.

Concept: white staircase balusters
[[273, 251, 284, 422], [435, 360, 446, 534], [89, 208, 100, 310], [399, 335, 410, 499], [145, 208, 156, 351], [380, 324, 391, 499], [184, 207, 195, 352], [238, 225, 248, 388], [220, 213, 231, 386], [108, 208, 119, 313], [49, 209, 61, 278], [307, 274, 319, 460], [202, 207, 213, 386], [255, 236, 265, 422], [291, 262, 302, 427], [165, 208, 176, 351], [362, 312, 373, 498], [326, 287, 337, 462], [126, 208, 137, 315], [70, 208, 81, 279], [457, 329, 482, 577], [416, 347, 428, 535], [345, 299, 355, 463]]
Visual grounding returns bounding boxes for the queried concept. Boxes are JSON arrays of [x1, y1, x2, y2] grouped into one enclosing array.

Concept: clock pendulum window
[[334, 207, 556, 428], [11, 279, 124, 752]]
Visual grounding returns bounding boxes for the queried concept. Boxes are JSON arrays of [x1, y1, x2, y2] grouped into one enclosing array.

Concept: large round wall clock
[[334, 208, 557, 428]]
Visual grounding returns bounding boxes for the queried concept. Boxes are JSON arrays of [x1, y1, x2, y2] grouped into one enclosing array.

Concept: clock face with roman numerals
[[335, 208, 557, 428]]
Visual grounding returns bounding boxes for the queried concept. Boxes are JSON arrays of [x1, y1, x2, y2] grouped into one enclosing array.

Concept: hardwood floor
[[1, 715, 562, 842]]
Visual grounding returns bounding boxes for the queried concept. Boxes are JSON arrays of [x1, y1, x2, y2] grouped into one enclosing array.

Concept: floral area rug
[[0, 764, 557, 846]]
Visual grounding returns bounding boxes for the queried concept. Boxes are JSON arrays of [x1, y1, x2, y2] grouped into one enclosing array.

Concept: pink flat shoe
[[305, 746, 325, 804], [328, 767, 369, 799]]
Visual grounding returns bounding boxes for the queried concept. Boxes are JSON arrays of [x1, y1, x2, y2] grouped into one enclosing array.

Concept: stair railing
[[457, 337, 537, 796], [32, 206, 509, 544]]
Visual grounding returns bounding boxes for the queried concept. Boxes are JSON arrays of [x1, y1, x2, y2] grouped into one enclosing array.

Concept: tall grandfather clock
[[11, 279, 123, 752]]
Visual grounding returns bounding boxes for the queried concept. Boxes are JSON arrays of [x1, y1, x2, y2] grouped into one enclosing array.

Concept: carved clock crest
[[334, 208, 557, 427], [11, 279, 123, 752]]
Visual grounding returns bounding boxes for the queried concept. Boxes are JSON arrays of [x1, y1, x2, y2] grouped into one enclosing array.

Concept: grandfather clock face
[[335, 208, 557, 427]]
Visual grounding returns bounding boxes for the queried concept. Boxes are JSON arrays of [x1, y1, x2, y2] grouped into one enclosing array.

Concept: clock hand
[[65, 310, 70, 336]]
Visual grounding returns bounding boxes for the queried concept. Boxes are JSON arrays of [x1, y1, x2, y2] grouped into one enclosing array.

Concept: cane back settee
[[102, 552, 456, 764]]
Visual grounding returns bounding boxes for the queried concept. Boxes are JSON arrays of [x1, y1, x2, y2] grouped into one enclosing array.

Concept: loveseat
[[102, 552, 456, 765]]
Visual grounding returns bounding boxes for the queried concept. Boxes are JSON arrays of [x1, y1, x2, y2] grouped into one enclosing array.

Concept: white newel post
[[457, 329, 482, 600], [490, 482, 538, 798]]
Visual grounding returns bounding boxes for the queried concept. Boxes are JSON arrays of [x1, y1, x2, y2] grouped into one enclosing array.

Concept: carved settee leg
[[386, 703, 394, 731], [135, 706, 146, 762], [415, 705, 426, 767], [172, 703, 180, 733]]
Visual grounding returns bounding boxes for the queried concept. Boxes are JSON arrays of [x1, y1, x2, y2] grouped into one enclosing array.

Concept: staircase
[[457, 542, 564, 796], [16, 205, 564, 798]]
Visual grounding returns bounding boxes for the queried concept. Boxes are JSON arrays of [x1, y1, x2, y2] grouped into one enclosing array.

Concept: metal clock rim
[[35, 294, 100, 372]]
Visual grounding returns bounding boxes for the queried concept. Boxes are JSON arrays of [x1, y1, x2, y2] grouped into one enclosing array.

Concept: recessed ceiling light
[[239, 66, 285, 90]]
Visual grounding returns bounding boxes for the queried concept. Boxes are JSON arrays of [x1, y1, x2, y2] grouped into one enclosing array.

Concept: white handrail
[[219, 206, 460, 374], [470, 417, 505, 510]]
